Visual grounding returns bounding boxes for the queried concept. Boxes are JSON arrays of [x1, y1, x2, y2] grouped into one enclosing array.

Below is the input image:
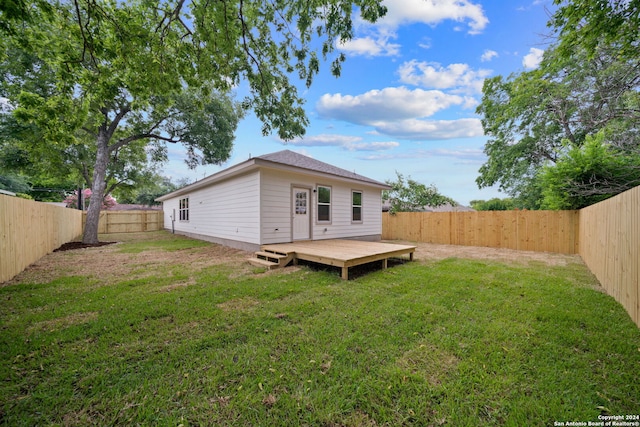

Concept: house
[[156, 150, 391, 251]]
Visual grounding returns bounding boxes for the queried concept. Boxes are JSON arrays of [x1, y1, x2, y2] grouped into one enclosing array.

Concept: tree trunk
[[82, 128, 110, 244]]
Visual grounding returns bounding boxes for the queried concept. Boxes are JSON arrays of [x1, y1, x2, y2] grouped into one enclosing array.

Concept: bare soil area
[[53, 241, 117, 252], [6, 232, 253, 286], [5, 232, 583, 286], [399, 241, 582, 267]]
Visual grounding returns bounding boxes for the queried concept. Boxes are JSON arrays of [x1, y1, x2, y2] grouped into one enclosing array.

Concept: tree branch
[[72, 0, 99, 70], [105, 104, 131, 141], [110, 132, 180, 153], [237, 0, 272, 98]]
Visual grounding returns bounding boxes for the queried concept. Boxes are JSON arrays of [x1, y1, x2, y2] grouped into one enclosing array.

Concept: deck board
[[260, 239, 416, 279]]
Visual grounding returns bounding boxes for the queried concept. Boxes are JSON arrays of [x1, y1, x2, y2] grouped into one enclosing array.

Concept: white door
[[292, 187, 310, 240]]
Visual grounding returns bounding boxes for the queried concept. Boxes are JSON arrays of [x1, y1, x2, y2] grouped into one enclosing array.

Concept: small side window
[[317, 186, 331, 222], [179, 197, 189, 221], [352, 191, 362, 222]]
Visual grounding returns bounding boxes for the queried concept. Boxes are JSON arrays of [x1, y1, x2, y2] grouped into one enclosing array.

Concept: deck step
[[247, 257, 280, 270], [261, 249, 289, 257], [255, 251, 288, 262]]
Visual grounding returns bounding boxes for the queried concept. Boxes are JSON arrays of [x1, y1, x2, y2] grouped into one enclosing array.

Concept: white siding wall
[[161, 168, 383, 247], [260, 169, 383, 244], [161, 171, 261, 245], [260, 170, 295, 244]]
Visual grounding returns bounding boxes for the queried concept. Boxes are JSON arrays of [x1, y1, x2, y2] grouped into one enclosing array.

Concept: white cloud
[[373, 118, 484, 140], [380, 0, 489, 35], [418, 37, 432, 50], [349, 141, 400, 151], [338, 0, 488, 57], [361, 146, 485, 162], [337, 35, 401, 57], [480, 49, 498, 62], [284, 133, 400, 152], [317, 87, 467, 124], [397, 60, 491, 94], [522, 47, 544, 69], [316, 87, 484, 140]]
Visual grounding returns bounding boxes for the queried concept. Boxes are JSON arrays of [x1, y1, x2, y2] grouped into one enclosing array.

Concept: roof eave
[[155, 158, 259, 202], [253, 158, 391, 190], [156, 155, 391, 202]]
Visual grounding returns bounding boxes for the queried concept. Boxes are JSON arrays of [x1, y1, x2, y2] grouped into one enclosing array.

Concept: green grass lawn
[[1, 232, 639, 426]]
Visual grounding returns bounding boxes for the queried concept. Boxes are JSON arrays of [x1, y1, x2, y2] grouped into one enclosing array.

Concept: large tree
[[476, 42, 640, 208], [475, 1, 640, 209], [1, 0, 386, 243]]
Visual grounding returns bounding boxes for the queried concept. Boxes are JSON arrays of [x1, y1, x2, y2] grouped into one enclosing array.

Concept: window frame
[[316, 185, 332, 223], [352, 190, 363, 223], [178, 197, 189, 221]]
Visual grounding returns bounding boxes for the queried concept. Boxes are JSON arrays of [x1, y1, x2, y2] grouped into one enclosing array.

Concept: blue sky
[[164, 0, 555, 206]]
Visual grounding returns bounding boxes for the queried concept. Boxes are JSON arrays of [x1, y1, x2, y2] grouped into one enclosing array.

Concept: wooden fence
[[0, 195, 163, 283], [0, 195, 83, 283], [578, 186, 639, 329], [383, 210, 580, 254], [83, 210, 163, 234]]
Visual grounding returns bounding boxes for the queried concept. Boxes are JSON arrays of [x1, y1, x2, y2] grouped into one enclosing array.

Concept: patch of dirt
[[53, 241, 117, 252], [392, 241, 582, 267], [216, 297, 261, 312], [397, 342, 460, 386], [5, 235, 253, 287], [5, 232, 583, 288], [157, 279, 197, 293], [29, 312, 99, 333]]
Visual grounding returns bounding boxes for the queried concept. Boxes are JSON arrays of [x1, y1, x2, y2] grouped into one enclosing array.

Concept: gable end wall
[[161, 170, 261, 248]]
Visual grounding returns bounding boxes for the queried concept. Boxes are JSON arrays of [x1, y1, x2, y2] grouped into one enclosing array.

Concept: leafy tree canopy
[[475, 1, 640, 210], [1, 0, 387, 243], [384, 171, 455, 214], [0, 172, 30, 194], [551, 0, 640, 61], [476, 39, 640, 209]]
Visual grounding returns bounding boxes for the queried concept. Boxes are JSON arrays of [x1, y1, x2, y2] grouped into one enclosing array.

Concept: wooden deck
[[250, 239, 416, 280]]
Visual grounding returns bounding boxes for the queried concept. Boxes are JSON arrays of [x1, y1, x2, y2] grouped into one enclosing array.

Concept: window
[[317, 185, 331, 222], [179, 197, 189, 221], [352, 191, 362, 222], [295, 190, 307, 215]]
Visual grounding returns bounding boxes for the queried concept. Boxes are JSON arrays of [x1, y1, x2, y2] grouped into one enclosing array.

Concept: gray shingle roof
[[257, 150, 388, 187], [156, 149, 390, 201]]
